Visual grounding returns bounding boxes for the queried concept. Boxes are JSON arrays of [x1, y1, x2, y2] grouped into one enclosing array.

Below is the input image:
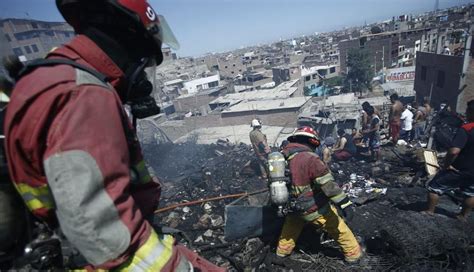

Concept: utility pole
[[374, 54, 377, 74], [382, 45, 385, 69]]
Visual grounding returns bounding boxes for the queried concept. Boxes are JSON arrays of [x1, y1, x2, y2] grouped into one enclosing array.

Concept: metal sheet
[[224, 205, 284, 241]]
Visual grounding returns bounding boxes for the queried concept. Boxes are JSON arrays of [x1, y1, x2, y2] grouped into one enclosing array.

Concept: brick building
[[0, 18, 74, 62]]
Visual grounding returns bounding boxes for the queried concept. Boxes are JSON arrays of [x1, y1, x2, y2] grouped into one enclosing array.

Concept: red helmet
[[287, 126, 321, 147], [56, 0, 179, 58]]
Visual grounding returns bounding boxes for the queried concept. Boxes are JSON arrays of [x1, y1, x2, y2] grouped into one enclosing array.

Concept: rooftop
[[210, 79, 300, 106], [222, 96, 309, 114], [174, 125, 294, 146]]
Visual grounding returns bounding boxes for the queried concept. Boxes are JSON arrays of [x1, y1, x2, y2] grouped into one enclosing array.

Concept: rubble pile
[[143, 141, 474, 271]]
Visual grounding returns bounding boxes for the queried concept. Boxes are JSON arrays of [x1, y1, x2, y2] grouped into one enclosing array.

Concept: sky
[[1, 0, 472, 57]]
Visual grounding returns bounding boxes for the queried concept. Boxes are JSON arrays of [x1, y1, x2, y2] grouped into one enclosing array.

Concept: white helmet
[[251, 119, 262, 128]]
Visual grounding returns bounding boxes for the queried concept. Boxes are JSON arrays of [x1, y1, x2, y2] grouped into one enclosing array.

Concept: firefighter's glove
[[337, 197, 355, 222]]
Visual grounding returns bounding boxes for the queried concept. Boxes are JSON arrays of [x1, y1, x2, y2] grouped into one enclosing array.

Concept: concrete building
[[209, 79, 301, 110], [414, 51, 464, 111], [183, 74, 220, 94], [172, 86, 225, 114], [162, 47, 177, 62], [221, 96, 310, 127], [0, 27, 12, 77], [339, 28, 431, 73], [0, 18, 74, 62], [272, 65, 301, 86], [382, 66, 416, 97], [301, 64, 339, 96]]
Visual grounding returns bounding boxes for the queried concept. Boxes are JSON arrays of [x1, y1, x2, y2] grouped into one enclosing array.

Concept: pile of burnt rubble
[[142, 141, 474, 271]]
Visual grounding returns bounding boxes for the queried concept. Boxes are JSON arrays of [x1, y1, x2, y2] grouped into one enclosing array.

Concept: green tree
[[345, 48, 373, 96]]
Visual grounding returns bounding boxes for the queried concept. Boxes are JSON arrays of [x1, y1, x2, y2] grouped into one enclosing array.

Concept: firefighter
[[249, 119, 271, 179], [4, 0, 224, 271], [277, 126, 362, 263]]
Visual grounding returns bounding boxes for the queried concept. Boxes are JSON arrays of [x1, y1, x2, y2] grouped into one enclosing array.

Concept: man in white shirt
[[400, 104, 414, 142]]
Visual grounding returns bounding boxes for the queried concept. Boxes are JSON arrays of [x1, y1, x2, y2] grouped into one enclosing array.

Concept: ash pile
[[143, 140, 474, 271]]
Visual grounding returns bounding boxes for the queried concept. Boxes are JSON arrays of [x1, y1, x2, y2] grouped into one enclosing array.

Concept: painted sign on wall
[[385, 67, 416, 82]]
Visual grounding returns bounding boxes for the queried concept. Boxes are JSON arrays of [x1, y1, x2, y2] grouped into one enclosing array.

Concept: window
[[13, 47, 23, 56], [420, 66, 427, 81], [24, 45, 32, 54], [31, 22, 38, 29], [208, 81, 218, 88], [31, 44, 39, 52], [436, 70, 445, 88], [312, 74, 318, 79], [330, 67, 336, 73], [305, 76, 311, 81], [4, 34, 11, 42]]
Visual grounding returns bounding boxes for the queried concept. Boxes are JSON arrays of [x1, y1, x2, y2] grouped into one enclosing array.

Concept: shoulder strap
[[18, 59, 108, 84], [17, 58, 136, 158]]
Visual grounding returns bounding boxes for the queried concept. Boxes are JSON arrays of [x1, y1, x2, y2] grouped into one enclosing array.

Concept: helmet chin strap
[[124, 57, 150, 102]]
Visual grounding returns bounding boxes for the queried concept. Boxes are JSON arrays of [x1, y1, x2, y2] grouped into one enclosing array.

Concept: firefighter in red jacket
[[4, 0, 224, 271], [277, 127, 362, 263]]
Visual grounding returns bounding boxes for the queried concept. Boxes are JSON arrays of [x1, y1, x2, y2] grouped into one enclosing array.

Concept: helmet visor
[[156, 15, 180, 50]]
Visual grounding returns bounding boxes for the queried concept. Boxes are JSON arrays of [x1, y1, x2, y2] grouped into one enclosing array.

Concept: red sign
[[386, 71, 415, 82]]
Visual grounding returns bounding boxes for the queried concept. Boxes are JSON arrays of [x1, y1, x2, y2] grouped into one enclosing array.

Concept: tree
[[345, 48, 373, 96], [370, 26, 383, 34]]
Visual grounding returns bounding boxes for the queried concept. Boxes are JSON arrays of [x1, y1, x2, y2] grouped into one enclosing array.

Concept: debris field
[[142, 140, 474, 271]]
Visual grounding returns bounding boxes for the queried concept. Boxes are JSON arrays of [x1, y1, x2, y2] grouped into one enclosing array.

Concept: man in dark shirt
[[425, 100, 474, 222]]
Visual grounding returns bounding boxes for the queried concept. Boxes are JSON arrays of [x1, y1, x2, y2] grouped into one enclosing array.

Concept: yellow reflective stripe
[[340, 200, 353, 209], [287, 153, 298, 161], [314, 173, 334, 185], [303, 203, 329, 221], [330, 192, 346, 203], [14, 183, 54, 211], [120, 231, 174, 272], [134, 161, 152, 184], [291, 184, 311, 195]]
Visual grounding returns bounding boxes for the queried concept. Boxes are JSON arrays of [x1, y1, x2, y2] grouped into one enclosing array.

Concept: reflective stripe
[[120, 232, 175, 272], [330, 192, 347, 203], [133, 161, 152, 184], [303, 203, 330, 221], [291, 184, 311, 195], [287, 153, 298, 161], [340, 200, 353, 209], [314, 173, 334, 185], [14, 183, 55, 211]]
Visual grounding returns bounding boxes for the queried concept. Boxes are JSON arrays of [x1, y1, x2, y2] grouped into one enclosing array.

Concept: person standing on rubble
[[277, 126, 362, 263], [425, 100, 474, 222], [400, 104, 414, 142], [249, 119, 271, 179], [363, 106, 381, 162], [389, 93, 403, 144], [4, 0, 224, 271], [413, 101, 428, 142]]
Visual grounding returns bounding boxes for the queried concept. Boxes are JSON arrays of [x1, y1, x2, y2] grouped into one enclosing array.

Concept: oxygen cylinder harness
[[267, 152, 294, 217]]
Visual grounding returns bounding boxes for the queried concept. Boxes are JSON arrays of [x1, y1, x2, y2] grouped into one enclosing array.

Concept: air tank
[[267, 152, 286, 180]]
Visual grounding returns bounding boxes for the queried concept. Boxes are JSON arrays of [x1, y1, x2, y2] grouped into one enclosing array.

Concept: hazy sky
[[1, 0, 472, 56]]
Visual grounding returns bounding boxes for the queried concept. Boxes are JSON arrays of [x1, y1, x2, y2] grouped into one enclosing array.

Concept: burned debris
[[143, 138, 474, 271]]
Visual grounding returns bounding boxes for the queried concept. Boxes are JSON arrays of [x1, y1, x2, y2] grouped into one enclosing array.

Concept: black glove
[[341, 205, 355, 222], [337, 197, 355, 222]]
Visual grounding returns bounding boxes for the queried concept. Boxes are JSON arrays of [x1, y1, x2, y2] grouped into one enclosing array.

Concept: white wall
[[183, 74, 220, 94]]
